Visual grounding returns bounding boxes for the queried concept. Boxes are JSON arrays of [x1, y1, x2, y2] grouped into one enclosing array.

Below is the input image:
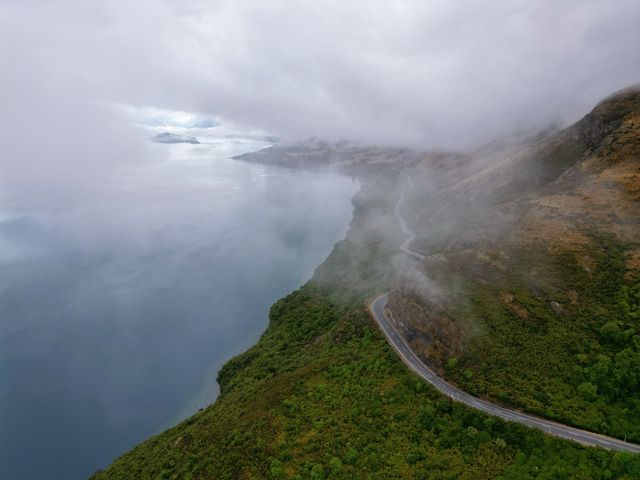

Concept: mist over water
[[0, 130, 357, 480], [3, 2, 637, 478]]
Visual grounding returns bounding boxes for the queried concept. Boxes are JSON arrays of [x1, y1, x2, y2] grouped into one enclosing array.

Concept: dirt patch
[[517, 211, 592, 253], [567, 289, 579, 305], [387, 289, 464, 373], [499, 291, 529, 320], [596, 157, 640, 201]]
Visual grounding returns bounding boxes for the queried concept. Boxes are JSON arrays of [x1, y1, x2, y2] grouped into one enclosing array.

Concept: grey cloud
[[1, 0, 639, 193]]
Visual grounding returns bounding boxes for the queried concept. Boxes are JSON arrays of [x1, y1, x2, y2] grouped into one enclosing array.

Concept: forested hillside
[[94, 87, 640, 479]]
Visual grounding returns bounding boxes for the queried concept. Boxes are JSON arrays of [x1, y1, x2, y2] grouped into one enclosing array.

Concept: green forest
[[92, 158, 640, 479], [93, 279, 640, 479], [444, 237, 640, 443]]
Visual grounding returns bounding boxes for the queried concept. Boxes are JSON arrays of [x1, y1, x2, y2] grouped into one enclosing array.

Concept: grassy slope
[[93, 178, 640, 479]]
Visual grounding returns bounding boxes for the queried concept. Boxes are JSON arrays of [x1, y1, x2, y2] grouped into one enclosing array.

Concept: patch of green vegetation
[[94, 281, 639, 479], [444, 236, 640, 442], [92, 174, 640, 478]]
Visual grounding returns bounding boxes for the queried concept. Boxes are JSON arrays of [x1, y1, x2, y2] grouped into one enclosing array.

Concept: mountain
[[93, 86, 640, 479], [387, 85, 640, 441]]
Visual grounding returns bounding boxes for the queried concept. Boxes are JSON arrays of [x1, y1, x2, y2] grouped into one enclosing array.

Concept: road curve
[[368, 295, 640, 452], [368, 181, 640, 452]]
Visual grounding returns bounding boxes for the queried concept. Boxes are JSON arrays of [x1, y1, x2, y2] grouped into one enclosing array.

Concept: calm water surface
[[0, 131, 357, 479]]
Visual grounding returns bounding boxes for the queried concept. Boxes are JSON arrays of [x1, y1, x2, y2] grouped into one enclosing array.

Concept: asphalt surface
[[370, 295, 640, 451], [367, 185, 640, 452]]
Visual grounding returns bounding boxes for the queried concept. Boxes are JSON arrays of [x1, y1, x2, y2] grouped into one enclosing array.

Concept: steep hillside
[[93, 179, 640, 480], [388, 86, 640, 441], [93, 87, 640, 479]]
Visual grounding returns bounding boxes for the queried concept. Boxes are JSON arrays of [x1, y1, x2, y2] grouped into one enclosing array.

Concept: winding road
[[367, 183, 640, 452]]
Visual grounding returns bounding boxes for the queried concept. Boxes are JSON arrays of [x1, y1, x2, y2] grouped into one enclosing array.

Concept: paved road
[[394, 190, 426, 261], [369, 294, 640, 452], [368, 181, 640, 452]]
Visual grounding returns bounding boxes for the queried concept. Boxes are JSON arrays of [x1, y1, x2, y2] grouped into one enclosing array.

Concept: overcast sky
[[1, 0, 639, 192]]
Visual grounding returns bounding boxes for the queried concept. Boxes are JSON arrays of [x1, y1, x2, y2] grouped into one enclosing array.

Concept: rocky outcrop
[[387, 285, 463, 374], [578, 85, 640, 151]]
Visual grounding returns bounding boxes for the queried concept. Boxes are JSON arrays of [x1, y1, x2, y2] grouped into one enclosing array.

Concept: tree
[[601, 322, 622, 344], [577, 382, 599, 402]]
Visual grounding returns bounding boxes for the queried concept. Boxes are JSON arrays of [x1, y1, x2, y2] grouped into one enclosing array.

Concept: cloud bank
[[1, 0, 639, 193]]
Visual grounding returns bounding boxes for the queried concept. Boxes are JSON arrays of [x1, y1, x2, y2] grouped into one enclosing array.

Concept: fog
[[0, 133, 358, 479], [1, 1, 639, 478], [2, 1, 639, 198]]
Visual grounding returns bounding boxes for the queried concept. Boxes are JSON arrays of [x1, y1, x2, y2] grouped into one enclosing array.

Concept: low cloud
[[1, 0, 639, 202]]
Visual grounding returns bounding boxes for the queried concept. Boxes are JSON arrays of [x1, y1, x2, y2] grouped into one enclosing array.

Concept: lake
[[0, 126, 357, 479]]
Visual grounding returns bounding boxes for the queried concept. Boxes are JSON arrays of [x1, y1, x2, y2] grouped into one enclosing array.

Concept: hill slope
[[93, 87, 640, 479], [389, 86, 640, 442]]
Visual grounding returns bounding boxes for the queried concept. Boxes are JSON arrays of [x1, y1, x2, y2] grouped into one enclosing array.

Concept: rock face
[[387, 287, 463, 374], [151, 132, 200, 144], [578, 86, 640, 150], [549, 301, 563, 315]]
